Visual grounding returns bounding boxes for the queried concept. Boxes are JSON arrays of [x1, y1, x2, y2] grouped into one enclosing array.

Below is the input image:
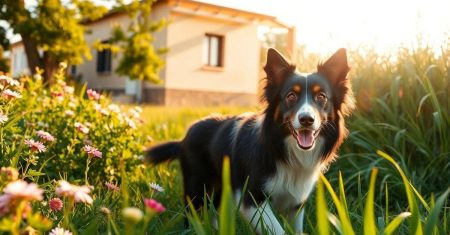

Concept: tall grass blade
[[320, 174, 355, 235], [186, 198, 207, 235], [219, 157, 235, 235], [424, 188, 450, 235], [316, 178, 330, 235], [384, 212, 412, 235], [376, 150, 423, 235], [364, 168, 378, 235]]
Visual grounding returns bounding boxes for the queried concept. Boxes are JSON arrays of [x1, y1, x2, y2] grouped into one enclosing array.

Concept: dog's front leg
[[241, 200, 285, 235], [290, 206, 305, 234]]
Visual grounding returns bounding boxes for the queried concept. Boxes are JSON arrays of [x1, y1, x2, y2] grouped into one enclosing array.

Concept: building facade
[[10, 0, 294, 106]]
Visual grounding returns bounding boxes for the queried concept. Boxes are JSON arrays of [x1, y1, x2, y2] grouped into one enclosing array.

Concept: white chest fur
[[264, 136, 324, 212]]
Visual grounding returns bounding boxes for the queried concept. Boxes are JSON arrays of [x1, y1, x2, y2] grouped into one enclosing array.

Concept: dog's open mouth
[[285, 121, 320, 150], [292, 129, 319, 150]]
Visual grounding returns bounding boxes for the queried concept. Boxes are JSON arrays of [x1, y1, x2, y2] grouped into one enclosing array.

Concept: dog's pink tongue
[[297, 130, 314, 149]]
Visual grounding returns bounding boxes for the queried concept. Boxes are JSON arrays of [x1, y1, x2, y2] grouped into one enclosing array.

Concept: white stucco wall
[[164, 11, 261, 95]]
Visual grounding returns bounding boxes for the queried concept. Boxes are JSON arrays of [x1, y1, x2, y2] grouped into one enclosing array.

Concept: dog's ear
[[318, 48, 350, 84], [264, 48, 294, 85]]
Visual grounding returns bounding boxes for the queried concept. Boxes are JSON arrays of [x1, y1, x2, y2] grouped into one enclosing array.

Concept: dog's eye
[[286, 92, 297, 102], [316, 92, 327, 101]]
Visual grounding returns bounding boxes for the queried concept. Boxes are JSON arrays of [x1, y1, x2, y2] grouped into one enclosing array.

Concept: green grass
[[1, 43, 449, 234], [131, 44, 450, 234]]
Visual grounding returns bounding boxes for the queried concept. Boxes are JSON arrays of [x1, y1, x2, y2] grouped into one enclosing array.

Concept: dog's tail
[[145, 141, 181, 164]]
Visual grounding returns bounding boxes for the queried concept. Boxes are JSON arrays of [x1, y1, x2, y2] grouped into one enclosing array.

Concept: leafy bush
[[1, 65, 146, 184]]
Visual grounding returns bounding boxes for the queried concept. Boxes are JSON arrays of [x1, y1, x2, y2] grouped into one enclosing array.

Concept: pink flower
[[144, 198, 166, 213], [74, 122, 89, 134], [24, 139, 46, 153], [51, 91, 63, 98], [0, 180, 44, 215], [55, 180, 93, 204], [64, 86, 74, 94], [105, 182, 120, 191], [87, 89, 100, 100], [99, 108, 110, 116], [49, 198, 63, 211], [82, 145, 102, 158], [0, 112, 7, 124], [49, 227, 72, 235], [0, 75, 20, 86], [2, 89, 22, 99], [2, 180, 44, 201], [36, 130, 56, 142]]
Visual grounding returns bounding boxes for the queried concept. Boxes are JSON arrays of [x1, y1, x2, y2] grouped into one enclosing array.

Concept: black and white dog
[[145, 48, 355, 234]]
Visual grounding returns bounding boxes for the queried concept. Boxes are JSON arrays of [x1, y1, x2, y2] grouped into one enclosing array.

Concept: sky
[[198, 0, 450, 55], [7, 0, 450, 55]]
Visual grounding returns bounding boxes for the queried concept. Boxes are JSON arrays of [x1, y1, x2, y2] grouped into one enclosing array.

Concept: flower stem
[[84, 157, 91, 185]]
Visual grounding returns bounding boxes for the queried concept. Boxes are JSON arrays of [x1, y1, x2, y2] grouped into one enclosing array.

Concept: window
[[202, 34, 224, 67], [96, 40, 112, 73], [70, 65, 77, 76]]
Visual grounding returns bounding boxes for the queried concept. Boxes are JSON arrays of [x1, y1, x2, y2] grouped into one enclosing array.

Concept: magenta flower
[[82, 145, 102, 158], [49, 198, 63, 211], [36, 130, 56, 142], [24, 139, 46, 153], [74, 122, 89, 134], [2, 89, 22, 99], [87, 89, 100, 100], [50, 91, 63, 98], [144, 198, 166, 213], [105, 182, 120, 191]]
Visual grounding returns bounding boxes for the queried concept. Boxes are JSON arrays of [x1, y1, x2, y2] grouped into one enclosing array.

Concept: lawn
[[0, 44, 449, 234]]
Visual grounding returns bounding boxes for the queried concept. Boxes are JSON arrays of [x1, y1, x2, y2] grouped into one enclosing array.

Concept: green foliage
[[0, 0, 108, 80], [0, 40, 449, 234], [0, 66, 145, 183], [100, 0, 167, 83]]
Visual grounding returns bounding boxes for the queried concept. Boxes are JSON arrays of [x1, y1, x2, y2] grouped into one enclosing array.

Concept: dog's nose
[[299, 114, 315, 127]]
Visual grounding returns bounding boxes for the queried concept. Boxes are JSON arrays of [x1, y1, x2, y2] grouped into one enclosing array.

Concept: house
[[10, 0, 294, 106]]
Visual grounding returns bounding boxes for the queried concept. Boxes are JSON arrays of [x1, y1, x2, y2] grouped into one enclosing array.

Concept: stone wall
[[142, 88, 257, 106]]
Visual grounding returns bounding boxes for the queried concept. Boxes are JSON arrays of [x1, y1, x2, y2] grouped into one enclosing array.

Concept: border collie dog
[[146, 48, 355, 234]]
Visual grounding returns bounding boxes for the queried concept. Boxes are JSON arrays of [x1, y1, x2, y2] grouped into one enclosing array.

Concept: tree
[[0, 0, 166, 84], [0, 0, 108, 82], [96, 0, 167, 83], [0, 26, 9, 72]]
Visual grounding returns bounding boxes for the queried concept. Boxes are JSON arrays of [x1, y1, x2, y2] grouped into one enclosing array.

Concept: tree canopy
[[0, 0, 166, 83]]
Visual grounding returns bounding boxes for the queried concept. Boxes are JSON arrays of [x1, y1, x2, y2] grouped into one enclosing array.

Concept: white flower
[[0, 112, 7, 124], [2, 180, 44, 201], [49, 227, 72, 235], [149, 182, 164, 192], [108, 104, 120, 113], [56, 180, 93, 204], [2, 89, 22, 99]]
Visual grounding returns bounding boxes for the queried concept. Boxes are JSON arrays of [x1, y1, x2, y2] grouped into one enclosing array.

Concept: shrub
[[1, 65, 147, 185]]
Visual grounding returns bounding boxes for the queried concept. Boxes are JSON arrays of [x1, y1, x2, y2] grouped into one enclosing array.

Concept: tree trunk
[[20, 34, 43, 76], [43, 52, 58, 84]]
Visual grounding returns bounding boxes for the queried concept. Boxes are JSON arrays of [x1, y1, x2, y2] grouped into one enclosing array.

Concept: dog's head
[[263, 48, 355, 158]]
